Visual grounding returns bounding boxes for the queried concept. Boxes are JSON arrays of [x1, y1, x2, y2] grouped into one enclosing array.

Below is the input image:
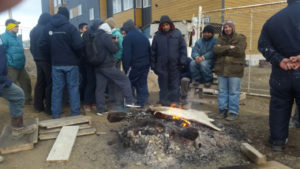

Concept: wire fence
[[201, 1, 287, 96]]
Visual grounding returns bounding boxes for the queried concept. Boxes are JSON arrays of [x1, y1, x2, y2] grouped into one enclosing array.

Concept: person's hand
[[290, 55, 300, 63], [292, 62, 300, 70], [229, 45, 235, 49], [280, 58, 292, 71], [195, 56, 203, 64]]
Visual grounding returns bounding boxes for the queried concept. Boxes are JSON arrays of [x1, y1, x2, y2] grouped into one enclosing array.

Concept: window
[[113, 0, 122, 14], [53, 0, 57, 7], [70, 9, 73, 19], [136, 0, 142, 8], [78, 4, 82, 16], [57, 0, 61, 5], [123, 0, 133, 10], [143, 0, 152, 8], [89, 8, 94, 20]]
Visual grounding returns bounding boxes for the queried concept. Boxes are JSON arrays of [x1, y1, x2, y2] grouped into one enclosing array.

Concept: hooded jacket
[[30, 13, 51, 62], [258, 1, 300, 75], [122, 20, 150, 73], [214, 31, 247, 78], [191, 37, 217, 60], [151, 16, 187, 74], [0, 36, 12, 91], [1, 29, 26, 69], [39, 13, 84, 66]]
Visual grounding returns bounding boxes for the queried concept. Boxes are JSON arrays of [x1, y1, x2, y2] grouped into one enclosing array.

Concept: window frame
[[123, 0, 133, 11], [136, 0, 142, 8], [89, 8, 94, 21], [143, 0, 152, 8], [78, 4, 82, 16], [113, 0, 122, 14]]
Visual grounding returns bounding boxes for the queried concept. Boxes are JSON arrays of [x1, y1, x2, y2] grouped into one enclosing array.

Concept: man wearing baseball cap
[[1, 18, 33, 105]]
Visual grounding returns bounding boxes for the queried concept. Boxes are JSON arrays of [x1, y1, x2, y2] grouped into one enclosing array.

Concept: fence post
[[247, 9, 254, 93]]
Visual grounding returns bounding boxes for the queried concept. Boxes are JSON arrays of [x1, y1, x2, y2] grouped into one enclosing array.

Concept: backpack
[[83, 31, 102, 66]]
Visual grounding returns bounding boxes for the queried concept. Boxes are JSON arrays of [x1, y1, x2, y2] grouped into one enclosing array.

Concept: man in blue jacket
[[122, 20, 151, 107], [39, 7, 84, 119], [258, 0, 300, 151], [151, 15, 187, 106], [190, 25, 217, 88], [1, 19, 32, 105], [0, 36, 37, 136], [30, 13, 52, 114]]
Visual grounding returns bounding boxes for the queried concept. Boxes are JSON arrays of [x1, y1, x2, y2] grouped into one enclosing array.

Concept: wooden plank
[[39, 115, 91, 129], [0, 118, 38, 154], [258, 161, 292, 169], [39, 123, 91, 134], [46, 126, 79, 162], [150, 106, 221, 131], [40, 127, 96, 140], [241, 143, 267, 165]]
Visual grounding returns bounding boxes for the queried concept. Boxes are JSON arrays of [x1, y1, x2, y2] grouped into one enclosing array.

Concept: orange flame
[[170, 103, 191, 128]]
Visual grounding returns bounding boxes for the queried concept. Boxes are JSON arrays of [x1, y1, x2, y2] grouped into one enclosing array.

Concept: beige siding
[[100, 0, 107, 20], [113, 9, 135, 28]]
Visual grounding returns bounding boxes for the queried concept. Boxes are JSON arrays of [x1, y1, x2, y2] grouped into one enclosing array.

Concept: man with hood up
[[30, 13, 52, 114], [93, 23, 139, 115], [122, 19, 151, 108], [151, 15, 187, 106], [258, 0, 300, 151], [39, 7, 84, 119]]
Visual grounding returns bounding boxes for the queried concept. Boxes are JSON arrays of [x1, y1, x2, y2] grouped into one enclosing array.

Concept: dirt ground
[[0, 55, 299, 169]]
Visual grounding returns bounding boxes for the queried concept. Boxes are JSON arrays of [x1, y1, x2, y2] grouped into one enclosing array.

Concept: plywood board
[[46, 126, 79, 162], [240, 143, 267, 165], [0, 118, 38, 154], [39, 123, 91, 134], [150, 106, 221, 131], [40, 127, 96, 140], [258, 161, 292, 169], [39, 115, 91, 129]]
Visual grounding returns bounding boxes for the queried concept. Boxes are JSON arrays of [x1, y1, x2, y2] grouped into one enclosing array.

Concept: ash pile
[[108, 107, 248, 168]]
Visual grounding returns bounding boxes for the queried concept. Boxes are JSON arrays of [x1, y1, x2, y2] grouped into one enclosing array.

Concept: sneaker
[[269, 138, 287, 152], [225, 113, 238, 121], [84, 105, 92, 112], [215, 109, 227, 119], [204, 82, 212, 88], [96, 109, 108, 116], [289, 121, 300, 128], [192, 81, 200, 87], [125, 103, 141, 108]]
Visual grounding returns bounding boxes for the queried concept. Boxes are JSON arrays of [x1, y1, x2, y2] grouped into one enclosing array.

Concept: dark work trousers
[[34, 61, 52, 114], [95, 66, 134, 112], [269, 69, 300, 143], [129, 67, 149, 107], [107, 61, 123, 107], [79, 63, 87, 102], [157, 65, 180, 105], [83, 65, 96, 105]]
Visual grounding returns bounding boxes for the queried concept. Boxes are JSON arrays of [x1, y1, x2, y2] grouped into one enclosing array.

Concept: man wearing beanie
[[258, 0, 300, 151], [1, 19, 33, 105], [214, 20, 247, 121], [151, 15, 187, 106], [39, 7, 84, 119], [190, 25, 217, 88]]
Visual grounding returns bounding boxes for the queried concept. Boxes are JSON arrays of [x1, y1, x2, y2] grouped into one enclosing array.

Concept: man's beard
[[203, 36, 213, 40]]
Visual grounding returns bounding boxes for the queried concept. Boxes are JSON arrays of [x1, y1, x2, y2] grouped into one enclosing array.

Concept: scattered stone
[[136, 162, 142, 166], [0, 155, 4, 163]]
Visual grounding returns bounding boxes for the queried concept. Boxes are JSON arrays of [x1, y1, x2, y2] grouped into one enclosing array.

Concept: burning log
[[177, 127, 199, 141], [107, 112, 128, 123]]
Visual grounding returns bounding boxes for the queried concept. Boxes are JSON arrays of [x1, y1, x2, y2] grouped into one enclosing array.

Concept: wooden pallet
[[39, 115, 92, 129], [0, 118, 39, 154]]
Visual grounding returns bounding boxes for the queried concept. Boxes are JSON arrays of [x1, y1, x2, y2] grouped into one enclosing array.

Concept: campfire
[[107, 106, 248, 168]]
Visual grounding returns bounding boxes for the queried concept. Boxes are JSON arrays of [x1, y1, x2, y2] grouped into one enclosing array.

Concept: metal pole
[[8, 9, 13, 18], [247, 10, 253, 93], [198, 6, 202, 39]]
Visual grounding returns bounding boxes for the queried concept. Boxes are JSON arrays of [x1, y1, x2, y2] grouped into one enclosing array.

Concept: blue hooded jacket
[[191, 37, 217, 60], [258, 1, 300, 75], [1, 30, 26, 69], [0, 36, 12, 91]]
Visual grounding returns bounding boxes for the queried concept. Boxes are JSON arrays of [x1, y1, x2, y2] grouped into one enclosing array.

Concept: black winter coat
[[151, 28, 187, 74], [94, 30, 120, 68], [30, 13, 51, 62], [39, 14, 84, 66]]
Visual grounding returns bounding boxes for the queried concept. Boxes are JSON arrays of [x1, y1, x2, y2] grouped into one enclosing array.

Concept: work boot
[[215, 109, 227, 119], [269, 138, 287, 152], [204, 82, 212, 88], [11, 116, 37, 137], [226, 113, 239, 121]]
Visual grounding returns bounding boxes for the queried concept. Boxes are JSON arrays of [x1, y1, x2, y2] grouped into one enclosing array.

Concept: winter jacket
[[30, 13, 51, 62], [214, 32, 247, 78], [1, 30, 25, 69], [151, 16, 187, 74], [191, 37, 217, 60], [39, 13, 84, 66], [258, 1, 300, 75], [94, 29, 120, 68], [0, 36, 12, 91], [122, 20, 150, 73], [112, 28, 123, 62]]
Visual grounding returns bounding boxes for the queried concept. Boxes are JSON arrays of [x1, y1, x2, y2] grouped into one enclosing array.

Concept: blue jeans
[[190, 60, 214, 83], [129, 67, 149, 107], [51, 66, 80, 118], [0, 83, 24, 117], [218, 76, 241, 115]]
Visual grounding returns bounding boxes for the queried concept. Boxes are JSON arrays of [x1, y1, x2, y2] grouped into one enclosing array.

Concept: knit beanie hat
[[223, 20, 235, 33], [105, 18, 117, 29], [203, 25, 215, 35], [58, 7, 69, 19], [99, 23, 112, 34]]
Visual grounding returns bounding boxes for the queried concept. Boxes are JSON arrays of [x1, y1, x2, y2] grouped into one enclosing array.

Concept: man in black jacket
[[39, 7, 84, 119], [93, 23, 138, 115], [151, 15, 187, 106], [258, 0, 300, 151], [30, 13, 51, 114]]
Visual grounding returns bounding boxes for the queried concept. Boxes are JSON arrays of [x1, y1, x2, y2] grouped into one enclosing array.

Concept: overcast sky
[[0, 0, 42, 40]]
